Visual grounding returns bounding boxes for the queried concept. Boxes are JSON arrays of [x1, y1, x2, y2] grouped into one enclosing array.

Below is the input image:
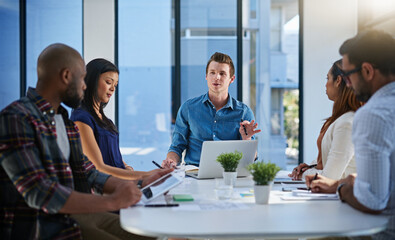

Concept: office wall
[[302, 0, 358, 163], [83, 0, 115, 121]]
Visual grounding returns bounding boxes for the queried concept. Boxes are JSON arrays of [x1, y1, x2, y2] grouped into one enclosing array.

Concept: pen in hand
[[302, 164, 317, 172], [290, 164, 318, 180], [152, 160, 163, 169], [307, 173, 318, 191], [240, 119, 248, 136]]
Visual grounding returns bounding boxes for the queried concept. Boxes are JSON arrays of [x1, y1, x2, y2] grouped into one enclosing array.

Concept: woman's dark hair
[[80, 58, 119, 134], [321, 59, 363, 132]]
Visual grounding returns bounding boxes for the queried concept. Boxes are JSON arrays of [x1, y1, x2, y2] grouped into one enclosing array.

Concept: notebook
[[186, 140, 258, 179]]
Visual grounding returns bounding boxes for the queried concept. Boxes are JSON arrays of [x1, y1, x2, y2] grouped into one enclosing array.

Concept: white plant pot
[[223, 171, 237, 186], [254, 183, 273, 204]]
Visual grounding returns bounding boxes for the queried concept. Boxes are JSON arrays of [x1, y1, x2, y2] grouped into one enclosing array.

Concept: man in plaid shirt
[[0, 43, 171, 239]]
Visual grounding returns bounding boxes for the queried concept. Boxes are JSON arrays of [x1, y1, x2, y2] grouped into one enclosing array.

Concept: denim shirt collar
[[27, 87, 69, 119], [202, 92, 234, 110]]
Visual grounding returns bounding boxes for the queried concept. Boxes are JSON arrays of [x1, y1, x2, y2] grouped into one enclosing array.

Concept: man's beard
[[354, 75, 371, 103], [355, 92, 371, 102], [62, 78, 83, 108]]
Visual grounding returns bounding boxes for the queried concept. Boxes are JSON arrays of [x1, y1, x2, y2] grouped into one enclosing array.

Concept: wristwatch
[[137, 179, 144, 189], [336, 183, 346, 202]]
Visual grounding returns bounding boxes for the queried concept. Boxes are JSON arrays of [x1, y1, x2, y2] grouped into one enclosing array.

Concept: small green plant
[[247, 161, 281, 185], [216, 151, 243, 172]]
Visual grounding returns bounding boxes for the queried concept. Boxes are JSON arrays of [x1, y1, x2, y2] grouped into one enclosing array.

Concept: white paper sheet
[[173, 202, 249, 211], [281, 183, 308, 189], [281, 189, 339, 201]]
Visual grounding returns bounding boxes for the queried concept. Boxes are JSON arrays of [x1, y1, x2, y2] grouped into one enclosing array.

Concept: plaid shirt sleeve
[[0, 110, 72, 214], [82, 154, 110, 194]]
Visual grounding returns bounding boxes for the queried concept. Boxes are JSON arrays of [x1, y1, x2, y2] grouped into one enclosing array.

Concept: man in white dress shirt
[[306, 29, 395, 239]]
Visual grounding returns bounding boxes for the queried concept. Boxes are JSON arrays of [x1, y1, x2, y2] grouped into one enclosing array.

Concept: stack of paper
[[184, 165, 199, 173], [274, 178, 305, 184], [177, 165, 199, 173], [281, 189, 339, 201], [281, 183, 308, 192]]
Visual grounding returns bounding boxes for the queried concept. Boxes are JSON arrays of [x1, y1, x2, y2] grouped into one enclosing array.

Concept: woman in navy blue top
[[71, 58, 159, 180]]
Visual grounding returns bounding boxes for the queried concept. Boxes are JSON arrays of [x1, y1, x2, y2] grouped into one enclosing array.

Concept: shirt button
[[213, 134, 216, 138], [51, 121, 55, 126], [214, 120, 216, 123]]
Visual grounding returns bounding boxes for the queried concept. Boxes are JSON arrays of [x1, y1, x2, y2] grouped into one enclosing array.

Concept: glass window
[[246, 0, 299, 169], [26, 0, 82, 91], [0, 0, 19, 110], [283, 12, 299, 167], [270, 7, 281, 51], [250, 0, 257, 19], [117, 0, 299, 171], [180, 0, 237, 103], [118, 0, 173, 171]]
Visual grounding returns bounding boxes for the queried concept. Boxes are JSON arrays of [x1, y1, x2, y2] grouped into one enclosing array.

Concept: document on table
[[281, 183, 307, 189], [281, 190, 339, 201], [276, 170, 291, 178], [273, 170, 305, 184], [274, 178, 305, 184], [178, 165, 199, 173], [281, 183, 308, 191], [173, 202, 249, 211], [274, 170, 305, 184]]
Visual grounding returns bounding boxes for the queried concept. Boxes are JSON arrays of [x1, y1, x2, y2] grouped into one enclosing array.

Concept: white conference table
[[120, 174, 388, 239]]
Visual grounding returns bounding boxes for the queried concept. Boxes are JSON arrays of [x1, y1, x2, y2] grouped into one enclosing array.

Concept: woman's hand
[[124, 164, 134, 171], [288, 163, 309, 180]]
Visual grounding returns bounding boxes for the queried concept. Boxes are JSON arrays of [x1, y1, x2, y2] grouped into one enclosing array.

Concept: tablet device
[[140, 171, 184, 204]]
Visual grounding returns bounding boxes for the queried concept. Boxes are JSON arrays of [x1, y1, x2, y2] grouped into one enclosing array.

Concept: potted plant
[[247, 161, 281, 204], [216, 151, 243, 186]]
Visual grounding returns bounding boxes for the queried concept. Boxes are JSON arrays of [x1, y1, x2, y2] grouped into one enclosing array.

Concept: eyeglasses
[[341, 66, 361, 84]]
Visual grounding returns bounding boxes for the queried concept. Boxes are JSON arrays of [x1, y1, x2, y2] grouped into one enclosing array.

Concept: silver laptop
[[186, 140, 258, 179]]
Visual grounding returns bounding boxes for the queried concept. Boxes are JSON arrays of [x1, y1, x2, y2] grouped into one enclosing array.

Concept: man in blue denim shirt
[[162, 52, 261, 168]]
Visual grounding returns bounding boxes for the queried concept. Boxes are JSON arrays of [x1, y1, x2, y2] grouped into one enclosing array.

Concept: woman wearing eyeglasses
[[289, 59, 363, 180], [70, 58, 160, 180]]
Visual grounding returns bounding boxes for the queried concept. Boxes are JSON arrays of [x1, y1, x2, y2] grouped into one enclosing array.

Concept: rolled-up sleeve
[[168, 103, 190, 158], [242, 106, 256, 140], [82, 155, 111, 194]]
